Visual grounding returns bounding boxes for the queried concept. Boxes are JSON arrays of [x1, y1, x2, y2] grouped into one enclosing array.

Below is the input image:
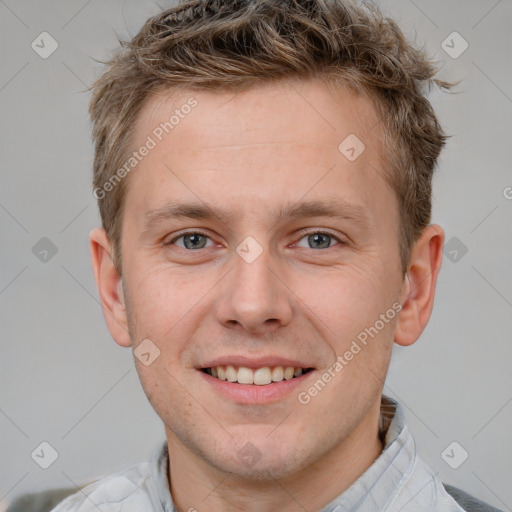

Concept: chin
[[219, 453, 307, 481], [206, 437, 315, 481]]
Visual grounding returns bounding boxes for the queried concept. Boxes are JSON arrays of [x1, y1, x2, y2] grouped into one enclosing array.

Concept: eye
[[165, 230, 344, 251], [167, 231, 215, 250], [295, 231, 343, 250]]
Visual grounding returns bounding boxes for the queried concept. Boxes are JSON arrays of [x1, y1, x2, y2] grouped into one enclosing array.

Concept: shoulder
[[443, 483, 505, 512], [49, 461, 157, 512], [388, 452, 501, 512]]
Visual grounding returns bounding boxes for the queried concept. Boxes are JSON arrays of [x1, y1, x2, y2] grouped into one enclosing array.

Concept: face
[[110, 78, 407, 479]]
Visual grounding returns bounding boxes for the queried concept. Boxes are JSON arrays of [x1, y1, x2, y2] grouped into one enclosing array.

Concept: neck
[[167, 400, 384, 512]]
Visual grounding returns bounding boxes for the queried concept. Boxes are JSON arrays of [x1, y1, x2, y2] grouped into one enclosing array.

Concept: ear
[[394, 224, 445, 346], [89, 228, 131, 348]]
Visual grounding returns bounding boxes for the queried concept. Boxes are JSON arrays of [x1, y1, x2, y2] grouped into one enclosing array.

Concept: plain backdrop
[[1, 0, 511, 510]]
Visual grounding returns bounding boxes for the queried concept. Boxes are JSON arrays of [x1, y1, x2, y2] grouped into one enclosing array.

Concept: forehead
[[134, 78, 383, 159], [123, 78, 394, 231]]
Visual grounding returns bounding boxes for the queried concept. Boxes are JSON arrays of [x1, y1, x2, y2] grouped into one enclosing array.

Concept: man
[[50, 0, 501, 511]]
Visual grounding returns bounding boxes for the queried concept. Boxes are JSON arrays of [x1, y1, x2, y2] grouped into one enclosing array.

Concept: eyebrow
[[142, 198, 371, 232]]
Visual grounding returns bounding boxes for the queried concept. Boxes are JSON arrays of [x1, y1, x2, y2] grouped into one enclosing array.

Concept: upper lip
[[199, 355, 314, 369]]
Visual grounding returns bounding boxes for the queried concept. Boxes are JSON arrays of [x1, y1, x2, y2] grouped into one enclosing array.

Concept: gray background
[[1, 0, 511, 509]]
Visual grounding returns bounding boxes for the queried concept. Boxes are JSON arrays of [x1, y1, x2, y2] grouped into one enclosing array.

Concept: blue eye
[[295, 232, 341, 249], [166, 231, 343, 251], [169, 232, 214, 250]]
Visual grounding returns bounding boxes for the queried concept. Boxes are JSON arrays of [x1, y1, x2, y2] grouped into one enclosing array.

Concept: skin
[[90, 77, 444, 512]]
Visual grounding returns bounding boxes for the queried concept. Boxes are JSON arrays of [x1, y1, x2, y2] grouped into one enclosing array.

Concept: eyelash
[[165, 229, 345, 250]]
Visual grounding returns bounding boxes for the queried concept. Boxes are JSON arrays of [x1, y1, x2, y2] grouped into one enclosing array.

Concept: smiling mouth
[[201, 365, 314, 385]]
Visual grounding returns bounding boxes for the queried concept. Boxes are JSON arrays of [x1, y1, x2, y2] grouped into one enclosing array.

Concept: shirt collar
[[149, 394, 414, 512], [320, 394, 416, 511]]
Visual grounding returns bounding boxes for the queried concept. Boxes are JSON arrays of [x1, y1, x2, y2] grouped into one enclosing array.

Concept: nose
[[215, 242, 293, 335]]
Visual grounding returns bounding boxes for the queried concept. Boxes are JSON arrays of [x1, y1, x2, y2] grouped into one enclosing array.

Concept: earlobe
[[394, 225, 445, 347], [89, 228, 131, 348]]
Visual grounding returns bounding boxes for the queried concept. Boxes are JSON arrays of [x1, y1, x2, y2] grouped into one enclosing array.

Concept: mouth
[[201, 365, 315, 385]]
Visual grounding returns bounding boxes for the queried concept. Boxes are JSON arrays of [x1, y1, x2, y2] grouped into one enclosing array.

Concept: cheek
[[296, 264, 390, 341], [293, 264, 397, 400], [127, 266, 202, 334], [135, 362, 198, 431]]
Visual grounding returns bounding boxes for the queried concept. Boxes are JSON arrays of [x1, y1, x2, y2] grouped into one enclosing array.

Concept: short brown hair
[[89, 0, 457, 276]]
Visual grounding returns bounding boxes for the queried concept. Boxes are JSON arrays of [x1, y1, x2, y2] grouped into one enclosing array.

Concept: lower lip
[[198, 370, 315, 404]]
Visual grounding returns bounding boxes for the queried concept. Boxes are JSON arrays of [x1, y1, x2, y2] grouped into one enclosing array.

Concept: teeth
[[205, 365, 309, 385], [271, 366, 284, 381], [237, 367, 254, 384], [225, 365, 237, 382], [253, 367, 272, 385], [284, 366, 295, 380]]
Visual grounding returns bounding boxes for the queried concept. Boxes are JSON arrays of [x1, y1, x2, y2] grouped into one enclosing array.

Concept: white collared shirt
[[50, 395, 468, 511]]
